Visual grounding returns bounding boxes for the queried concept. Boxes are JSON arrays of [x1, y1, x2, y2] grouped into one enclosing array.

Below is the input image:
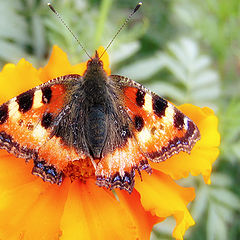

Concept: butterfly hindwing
[[95, 136, 152, 192]]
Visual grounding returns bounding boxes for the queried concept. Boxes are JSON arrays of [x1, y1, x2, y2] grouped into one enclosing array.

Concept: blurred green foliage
[[0, 0, 239, 239]]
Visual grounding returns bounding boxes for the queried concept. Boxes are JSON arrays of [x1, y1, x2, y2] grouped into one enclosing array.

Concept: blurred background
[[0, 0, 239, 239]]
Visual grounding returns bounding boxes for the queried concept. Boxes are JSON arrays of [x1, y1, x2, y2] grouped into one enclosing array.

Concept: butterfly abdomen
[[85, 105, 107, 159]]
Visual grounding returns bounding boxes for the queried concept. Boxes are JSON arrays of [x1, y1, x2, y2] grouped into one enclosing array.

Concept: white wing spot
[[137, 127, 152, 144], [32, 124, 48, 140], [143, 94, 153, 112], [8, 98, 21, 120], [162, 105, 174, 126], [33, 89, 43, 109]]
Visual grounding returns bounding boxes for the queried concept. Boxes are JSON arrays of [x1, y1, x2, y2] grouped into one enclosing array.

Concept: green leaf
[[210, 188, 240, 211], [207, 203, 228, 240]]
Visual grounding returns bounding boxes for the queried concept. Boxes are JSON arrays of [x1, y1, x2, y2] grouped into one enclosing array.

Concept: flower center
[[63, 158, 96, 181]]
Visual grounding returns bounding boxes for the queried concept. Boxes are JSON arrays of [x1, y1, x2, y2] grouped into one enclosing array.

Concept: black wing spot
[[152, 95, 167, 118], [0, 104, 8, 124], [174, 111, 185, 130], [41, 112, 53, 129], [17, 90, 34, 113], [42, 86, 52, 104], [134, 115, 144, 132], [136, 89, 145, 107]]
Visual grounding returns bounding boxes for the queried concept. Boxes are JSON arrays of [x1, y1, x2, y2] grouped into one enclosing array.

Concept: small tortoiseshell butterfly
[[0, 3, 200, 193]]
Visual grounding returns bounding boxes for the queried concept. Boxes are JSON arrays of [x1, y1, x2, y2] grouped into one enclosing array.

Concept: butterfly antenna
[[48, 3, 92, 59], [99, 2, 142, 59]]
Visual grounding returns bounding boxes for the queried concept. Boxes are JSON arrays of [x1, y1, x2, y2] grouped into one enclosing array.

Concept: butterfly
[[0, 48, 200, 193]]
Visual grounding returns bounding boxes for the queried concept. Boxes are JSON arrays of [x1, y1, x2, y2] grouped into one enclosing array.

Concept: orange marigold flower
[[0, 46, 220, 240]]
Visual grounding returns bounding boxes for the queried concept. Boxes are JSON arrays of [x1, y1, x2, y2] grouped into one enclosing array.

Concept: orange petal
[[151, 104, 220, 184], [0, 149, 69, 240], [60, 180, 144, 240], [39, 45, 87, 82], [0, 59, 41, 104], [0, 176, 69, 240], [116, 189, 161, 239], [19, 181, 68, 240], [135, 171, 195, 240], [0, 151, 35, 189]]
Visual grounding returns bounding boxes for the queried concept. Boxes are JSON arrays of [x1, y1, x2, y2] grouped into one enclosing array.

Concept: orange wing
[[112, 75, 200, 162], [0, 75, 86, 184], [95, 136, 152, 193]]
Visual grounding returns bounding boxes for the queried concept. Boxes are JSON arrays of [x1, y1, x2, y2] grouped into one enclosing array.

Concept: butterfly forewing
[[111, 75, 201, 162]]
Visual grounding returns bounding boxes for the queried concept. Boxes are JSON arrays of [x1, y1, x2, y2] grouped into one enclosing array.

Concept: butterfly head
[[86, 51, 104, 71], [83, 50, 108, 83]]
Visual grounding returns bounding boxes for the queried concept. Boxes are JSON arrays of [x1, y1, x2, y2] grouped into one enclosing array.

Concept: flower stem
[[94, 0, 113, 48]]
